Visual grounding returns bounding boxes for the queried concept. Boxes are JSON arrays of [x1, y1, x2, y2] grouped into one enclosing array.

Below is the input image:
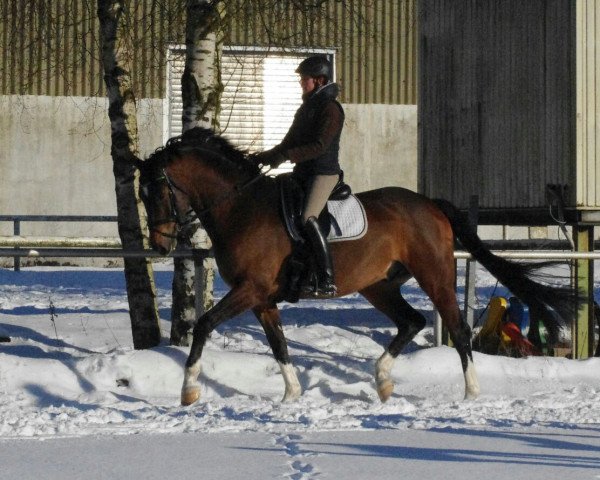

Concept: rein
[[145, 152, 271, 237], [177, 166, 270, 220]]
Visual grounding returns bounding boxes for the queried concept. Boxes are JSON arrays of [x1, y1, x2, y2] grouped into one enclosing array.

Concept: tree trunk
[[97, 0, 161, 349], [181, 0, 223, 129], [170, 0, 223, 346]]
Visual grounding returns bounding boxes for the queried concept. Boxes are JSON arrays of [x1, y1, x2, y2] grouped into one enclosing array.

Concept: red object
[[501, 322, 541, 356]]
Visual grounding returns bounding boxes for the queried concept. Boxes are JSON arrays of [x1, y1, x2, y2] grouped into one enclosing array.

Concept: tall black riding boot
[[303, 216, 337, 297]]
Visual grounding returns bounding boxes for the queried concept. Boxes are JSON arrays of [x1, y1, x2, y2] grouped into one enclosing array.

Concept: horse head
[[137, 127, 261, 255], [137, 156, 182, 255]]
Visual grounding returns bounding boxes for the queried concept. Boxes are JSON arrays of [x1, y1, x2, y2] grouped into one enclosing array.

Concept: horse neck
[[166, 154, 259, 234]]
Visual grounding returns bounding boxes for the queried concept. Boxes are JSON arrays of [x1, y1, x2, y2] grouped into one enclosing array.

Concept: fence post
[[13, 219, 20, 272], [434, 311, 443, 347], [573, 225, 595, 359], [463, 195, 479, 329]]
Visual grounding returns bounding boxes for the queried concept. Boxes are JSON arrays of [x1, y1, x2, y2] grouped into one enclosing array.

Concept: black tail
[[434, 199, 580, 344]]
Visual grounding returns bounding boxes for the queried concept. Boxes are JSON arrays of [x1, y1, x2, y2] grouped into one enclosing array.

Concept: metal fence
[[0, 214, 210, 270], [1, 214, 597, 357]]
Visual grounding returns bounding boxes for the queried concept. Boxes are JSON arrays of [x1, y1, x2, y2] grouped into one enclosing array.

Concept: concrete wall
[[341, 104, 418, 193], [0, 95, 164, 237], [0, 97, 419, 239]]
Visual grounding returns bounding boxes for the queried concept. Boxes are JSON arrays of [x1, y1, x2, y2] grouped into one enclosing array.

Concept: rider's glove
[[252, 149, 286, 168]]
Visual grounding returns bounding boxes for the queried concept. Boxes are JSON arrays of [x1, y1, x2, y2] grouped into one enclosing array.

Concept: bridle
[[141, 170, 195, 239], [141, 162, 270, 239]]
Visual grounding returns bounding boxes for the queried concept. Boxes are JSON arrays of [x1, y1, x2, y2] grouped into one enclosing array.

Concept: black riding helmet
[[295, 56, 333, 82]]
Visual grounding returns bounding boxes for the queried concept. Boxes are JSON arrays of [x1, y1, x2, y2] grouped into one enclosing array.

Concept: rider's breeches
[[302, 174, 339, 224]]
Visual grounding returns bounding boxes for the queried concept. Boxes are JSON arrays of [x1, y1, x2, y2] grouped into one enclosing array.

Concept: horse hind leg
[[423, 281, 480, 400], [253, 305, 301, 402], [360, 280, 427, 402], [443, 303, 480, 400]]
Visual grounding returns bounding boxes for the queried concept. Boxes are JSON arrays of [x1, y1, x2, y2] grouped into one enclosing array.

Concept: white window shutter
[[166, 47, 335, 175]]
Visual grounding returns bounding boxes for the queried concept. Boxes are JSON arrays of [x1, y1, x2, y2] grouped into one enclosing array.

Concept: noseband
[[141, 170, 196, 239]]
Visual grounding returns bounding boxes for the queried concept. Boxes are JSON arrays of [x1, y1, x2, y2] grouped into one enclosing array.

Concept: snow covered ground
[[0, 262, 599, 479]]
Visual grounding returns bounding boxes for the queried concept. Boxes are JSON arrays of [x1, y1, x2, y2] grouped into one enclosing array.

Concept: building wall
[[419, 0, 576, 210], [0, 95, 418, 238], [226, 0, 417, 105], [576, 0, 600, 209], [0, 0, 169, 99], [342, 104, 417, 193], [0, 0, 417, 105], [0, 95, 163, 237]]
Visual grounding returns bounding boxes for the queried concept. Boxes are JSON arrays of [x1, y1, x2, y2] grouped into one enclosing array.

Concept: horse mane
[[146, 127, 260, 177]]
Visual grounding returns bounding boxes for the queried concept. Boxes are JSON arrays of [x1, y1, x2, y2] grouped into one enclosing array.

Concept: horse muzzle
[[150, 227, 178, 255]]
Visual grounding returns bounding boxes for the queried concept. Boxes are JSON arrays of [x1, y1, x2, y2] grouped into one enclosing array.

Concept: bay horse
[[137, 127, 577, 406]]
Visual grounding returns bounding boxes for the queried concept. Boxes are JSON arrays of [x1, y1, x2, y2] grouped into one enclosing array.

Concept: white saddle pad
[[326, 195, 368, 242]]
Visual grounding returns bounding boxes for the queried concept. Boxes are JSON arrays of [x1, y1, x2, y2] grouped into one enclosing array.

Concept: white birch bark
[[97, 0, 161, 349], [170, 0, 222, 346]]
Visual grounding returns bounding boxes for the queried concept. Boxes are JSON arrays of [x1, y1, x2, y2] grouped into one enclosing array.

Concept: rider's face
[[299, 75, 318, 95]]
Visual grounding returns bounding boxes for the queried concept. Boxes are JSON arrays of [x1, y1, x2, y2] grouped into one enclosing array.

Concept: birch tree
[[170, 0, 223, 346], [97, 0, 161, 349]]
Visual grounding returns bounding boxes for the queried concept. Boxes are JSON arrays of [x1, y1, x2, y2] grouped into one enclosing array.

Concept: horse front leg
[[181, 282, 259, 406], [253, 305, 301, 402], [447, 312, 480, 400], [360, 281, 426, 402]]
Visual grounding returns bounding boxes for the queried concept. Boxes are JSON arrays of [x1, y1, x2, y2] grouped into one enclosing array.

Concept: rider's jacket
[[273, 83, 344, 180]]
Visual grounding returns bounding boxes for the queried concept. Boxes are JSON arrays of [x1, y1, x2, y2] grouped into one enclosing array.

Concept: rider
[[253, 55, 344, 297]]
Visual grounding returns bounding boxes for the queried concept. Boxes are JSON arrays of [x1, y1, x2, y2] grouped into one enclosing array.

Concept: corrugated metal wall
[[0, 0, 416, 105], [226, 0, 416, 104], [0, 0, 180, 98], [576, 0, 600, 209], [0, 1, 104, 96], [419, 0, 576, 210]]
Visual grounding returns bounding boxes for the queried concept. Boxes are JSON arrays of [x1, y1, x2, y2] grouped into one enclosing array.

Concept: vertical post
[[573, 225, 594, 359], [434, 311, 443, 347], [463, 195, 479, 328], [13, 219, 20, 272]]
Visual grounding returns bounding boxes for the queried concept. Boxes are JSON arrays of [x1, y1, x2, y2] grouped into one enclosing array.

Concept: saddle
[[277, 173, 367, 302], [278, 172, 354, 243]]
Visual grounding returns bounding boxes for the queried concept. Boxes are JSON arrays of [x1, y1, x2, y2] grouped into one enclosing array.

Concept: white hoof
[[375, 351, 395, 402], [377, 379, 394, 403], [282, 387, 301, 403], [464, 384, 480, 400], [181, 361, 202, 406], [181, 385, 201, 406]]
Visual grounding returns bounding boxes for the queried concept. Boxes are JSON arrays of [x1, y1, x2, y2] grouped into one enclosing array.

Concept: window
[[166, 47, 336, 173]]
